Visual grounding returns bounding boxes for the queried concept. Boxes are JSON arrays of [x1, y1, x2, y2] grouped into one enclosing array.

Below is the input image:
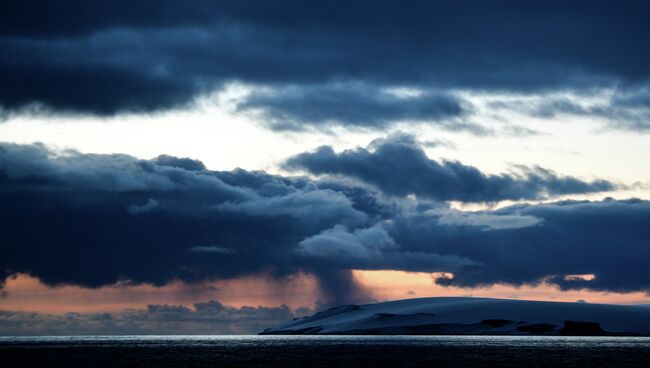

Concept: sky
[[1, 0, 650, 335]]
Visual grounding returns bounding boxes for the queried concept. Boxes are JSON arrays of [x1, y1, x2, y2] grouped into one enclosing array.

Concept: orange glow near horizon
[[353, 270, 650, 305], [0, 273, 319, 314], [1, 271, 649, 315]]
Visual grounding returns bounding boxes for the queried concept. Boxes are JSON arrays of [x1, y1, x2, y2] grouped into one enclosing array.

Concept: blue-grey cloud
[[236, 83, 470, 131], [298, 224, 474, 272], [0, 142, 648, 306], [0, 143, 382, 305], [1, 1, 649, 131], [489, 87, 650, 131], [284, 133, 616, 202], [386, 198, 650, 293]]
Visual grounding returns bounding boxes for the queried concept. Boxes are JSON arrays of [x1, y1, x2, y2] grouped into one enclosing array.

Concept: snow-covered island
[[261, 297, 650, 336]]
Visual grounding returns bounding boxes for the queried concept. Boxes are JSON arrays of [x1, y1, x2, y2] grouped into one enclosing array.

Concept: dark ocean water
[[1, 335, 649, 368]]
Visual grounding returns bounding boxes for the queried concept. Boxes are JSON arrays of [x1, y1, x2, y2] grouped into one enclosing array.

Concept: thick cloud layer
[[0, 142, 405, 306], [1, 142, 649, 306], [2, 1, 650, 130], [0, 300, 299, 335], [285, 134, 616, 202], [386, 198, 650, 293], [236, 84, 468, 131]]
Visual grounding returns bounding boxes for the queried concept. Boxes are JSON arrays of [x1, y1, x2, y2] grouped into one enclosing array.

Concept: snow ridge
[[261, 297, 650, 335]]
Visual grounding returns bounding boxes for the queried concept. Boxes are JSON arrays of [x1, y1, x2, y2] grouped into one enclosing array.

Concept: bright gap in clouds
[[0, 85, 647, 200], [0, 85, 332, 172]]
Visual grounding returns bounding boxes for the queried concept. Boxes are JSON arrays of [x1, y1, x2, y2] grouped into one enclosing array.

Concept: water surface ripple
[[1, 335, 649, 367]]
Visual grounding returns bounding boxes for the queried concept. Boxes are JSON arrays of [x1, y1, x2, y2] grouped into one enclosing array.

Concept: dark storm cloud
[[0, 143, 357, 304], [1, 142, 649, 306], [284, 134, 616, 202], [296, 197, 650, 294], [1, 1, 224, 38], [1, 1, 650, 130], [309, 269, 376, 310], [236, 84, 469, 131], [386, 198, 650, 293], [0, 300, 299, 335], [0, 142, 398, 306]]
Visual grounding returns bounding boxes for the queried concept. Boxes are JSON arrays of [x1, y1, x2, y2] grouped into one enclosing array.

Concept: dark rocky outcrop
[[517, 323, 558, 335], [481, 319, 513, 328], [560, 320, 607, 336]]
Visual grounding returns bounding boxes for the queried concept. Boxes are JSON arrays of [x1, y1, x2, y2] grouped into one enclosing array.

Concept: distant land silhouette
[[262, 297, 650, 336]]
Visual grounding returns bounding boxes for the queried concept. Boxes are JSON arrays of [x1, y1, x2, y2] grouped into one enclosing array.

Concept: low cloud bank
[[0, 140, 648, 308], [0, 300, 302, 335]]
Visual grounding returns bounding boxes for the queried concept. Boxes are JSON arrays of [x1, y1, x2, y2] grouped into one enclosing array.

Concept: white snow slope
[[262, 297, 650, 335]]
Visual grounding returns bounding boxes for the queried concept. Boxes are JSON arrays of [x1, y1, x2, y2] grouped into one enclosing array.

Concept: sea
[[1, 335, 649, 367]]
